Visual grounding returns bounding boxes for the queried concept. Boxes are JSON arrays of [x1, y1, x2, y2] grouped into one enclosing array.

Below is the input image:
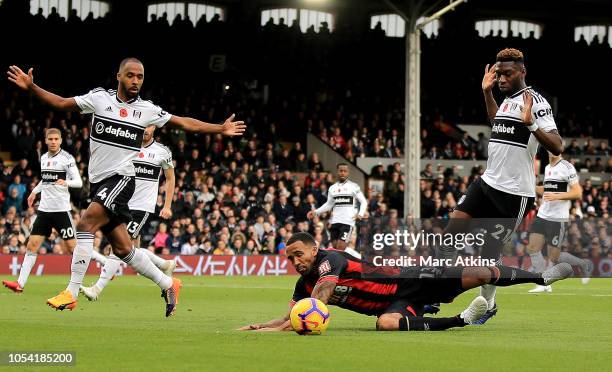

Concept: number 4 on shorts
[[97, 187, 108, 200]]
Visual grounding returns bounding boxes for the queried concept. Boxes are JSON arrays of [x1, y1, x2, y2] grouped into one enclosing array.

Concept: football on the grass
[[290, 298, 331, 335]]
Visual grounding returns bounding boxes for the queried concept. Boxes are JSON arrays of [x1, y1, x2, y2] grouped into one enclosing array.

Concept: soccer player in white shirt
[[435, 48, 564, 323], [8, 58, 245, 316], [82, 125, 176, 300], [307, 163, 367, 255], [527, 151, 591, 293], [3, 129, 82, 293]]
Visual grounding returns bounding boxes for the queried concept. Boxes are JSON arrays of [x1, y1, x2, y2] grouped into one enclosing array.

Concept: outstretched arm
[[167, 114, 246, 136], [7, 66, 80, 112], [238, 281, 337, 332], [237, 312, 291, 331]]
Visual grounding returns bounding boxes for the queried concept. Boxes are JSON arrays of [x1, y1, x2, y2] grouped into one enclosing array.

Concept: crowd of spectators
[[0, 3, 610, 261]]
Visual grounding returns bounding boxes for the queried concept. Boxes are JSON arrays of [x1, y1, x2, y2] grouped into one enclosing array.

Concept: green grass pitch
[[1, 275, 611, 371]]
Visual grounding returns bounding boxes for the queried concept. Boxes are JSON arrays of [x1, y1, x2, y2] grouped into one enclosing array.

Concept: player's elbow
[[550, 139, 563, 156]]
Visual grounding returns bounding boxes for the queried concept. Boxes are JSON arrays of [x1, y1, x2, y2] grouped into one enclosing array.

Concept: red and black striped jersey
[[291, 249, 405, 316]]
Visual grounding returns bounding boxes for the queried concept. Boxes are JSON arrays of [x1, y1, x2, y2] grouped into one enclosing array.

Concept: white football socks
[[17, 251, 38, 288], [90, 250, 108, 265], [121, 248, 172, 290], [558, 252, 586, 268], [529, 251, 547, 273], [94, 253, 122, 291], [66, 232, 94, 298], [140, 248, 169, 270], [480, 284, 497, 310]]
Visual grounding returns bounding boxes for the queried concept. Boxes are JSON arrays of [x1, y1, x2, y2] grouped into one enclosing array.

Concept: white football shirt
[[128, 141, 174, 213], [481, 87, 557, 197], [32, 149, 82, 212], [74, 88, 171, 183], [537, 159, 578, 221], [314, 180, 367, 226]]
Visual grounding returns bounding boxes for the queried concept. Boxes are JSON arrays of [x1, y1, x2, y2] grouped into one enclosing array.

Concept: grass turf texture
[[1, 275, 611, 371]]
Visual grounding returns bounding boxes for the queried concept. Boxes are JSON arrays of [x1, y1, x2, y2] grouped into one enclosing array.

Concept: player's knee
[[376, 315, 399, 331]]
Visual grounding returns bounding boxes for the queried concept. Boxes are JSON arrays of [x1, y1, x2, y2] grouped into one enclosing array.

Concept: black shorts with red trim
[[382, 300, 425, 317], [394, 266, 465, 305]]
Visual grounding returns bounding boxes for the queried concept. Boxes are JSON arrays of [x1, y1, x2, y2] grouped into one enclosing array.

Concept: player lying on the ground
[[239, 232, 573, 332], [3, 129, 82, 293], [527, 150, 591, 293], [82, 125, 176, 300]]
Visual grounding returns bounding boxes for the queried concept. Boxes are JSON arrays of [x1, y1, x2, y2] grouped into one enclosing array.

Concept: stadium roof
[[106, 0, 612, 24]]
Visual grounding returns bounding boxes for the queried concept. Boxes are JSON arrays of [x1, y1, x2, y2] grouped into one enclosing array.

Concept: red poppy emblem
[[120, 108, 128, 117], [138, 152, 144, 158]]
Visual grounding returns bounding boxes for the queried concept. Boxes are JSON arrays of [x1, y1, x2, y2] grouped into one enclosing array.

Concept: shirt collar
[[509, 86, 531, 99], [115, 92, 139, 104]]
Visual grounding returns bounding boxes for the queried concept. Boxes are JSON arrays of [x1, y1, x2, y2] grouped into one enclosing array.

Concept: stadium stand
[[0, 1, 610, 262]]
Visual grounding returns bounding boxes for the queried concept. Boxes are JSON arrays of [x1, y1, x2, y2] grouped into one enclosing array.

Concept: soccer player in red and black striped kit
[[240, 233, 572, 332]]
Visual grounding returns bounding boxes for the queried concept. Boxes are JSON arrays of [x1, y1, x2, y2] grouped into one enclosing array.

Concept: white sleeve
[[566, 164, 579, 185], [355, 187, 368, 217], [32, 181, 42, 194], [314, 190, 335, 216], [149, 105, 172, 128], [65, 159, 83, 188], [74, 88, 102, 114], [532, 99, 557, 133], [161, 148, 174, 170]]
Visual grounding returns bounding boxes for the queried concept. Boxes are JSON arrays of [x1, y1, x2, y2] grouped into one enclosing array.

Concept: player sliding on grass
[[82, 126, 176, 301], [8, 58, 246, 316], [3, 129, 82, 293], [239, 232, 573, 332], [527, 150, 591, 293]]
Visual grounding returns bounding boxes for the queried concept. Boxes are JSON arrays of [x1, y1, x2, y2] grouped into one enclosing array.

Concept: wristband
[[527, 123, 538, 132]]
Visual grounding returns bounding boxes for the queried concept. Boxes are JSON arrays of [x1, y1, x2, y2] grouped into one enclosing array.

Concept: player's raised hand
[[307, 210, 316, 220], [7, 65, 34, 91], [482, 64, 496, 92], [160, 207, 173, 219], [221, 114, 246, 136], [522, 91, 534, 124]]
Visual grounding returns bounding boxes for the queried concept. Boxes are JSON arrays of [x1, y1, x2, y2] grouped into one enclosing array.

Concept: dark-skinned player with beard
[[239, 232, 572, 332], [7, 58, 246, 316], [435, 48, 564, 324]]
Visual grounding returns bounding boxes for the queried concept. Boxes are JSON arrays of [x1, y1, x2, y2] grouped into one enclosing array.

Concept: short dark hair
[[496, 48, 524, 64], [337, 163, 349, 169], [119, 57, 143, 71], [286, 232, 316, 247]]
